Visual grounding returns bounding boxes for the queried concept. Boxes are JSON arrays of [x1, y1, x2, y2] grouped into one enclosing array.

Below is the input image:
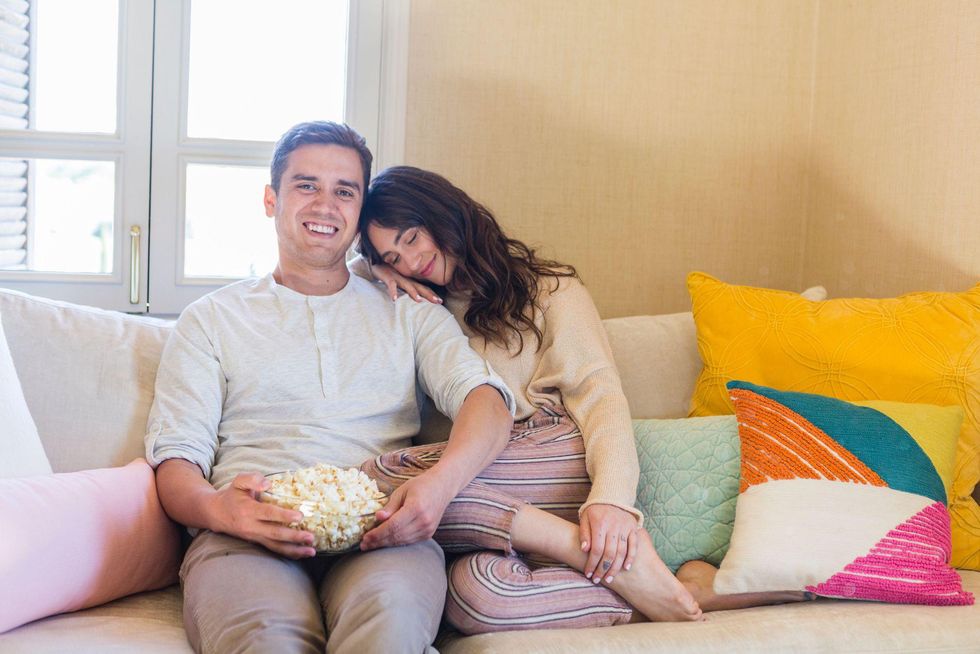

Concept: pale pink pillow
[[0, 459, 181, 633]]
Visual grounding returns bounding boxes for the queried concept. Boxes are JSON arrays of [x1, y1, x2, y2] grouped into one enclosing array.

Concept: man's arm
[[156, 458, 316, 559], [147, 304, 315, 559], [360, 383, 512, 550]]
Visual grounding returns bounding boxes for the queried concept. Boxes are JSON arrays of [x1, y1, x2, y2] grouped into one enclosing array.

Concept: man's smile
[[304, 221, 339, 236]]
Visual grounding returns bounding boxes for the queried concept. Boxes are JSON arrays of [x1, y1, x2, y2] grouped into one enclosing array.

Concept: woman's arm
[[532, 277, 644, 582], [348, 254, 442, 303]]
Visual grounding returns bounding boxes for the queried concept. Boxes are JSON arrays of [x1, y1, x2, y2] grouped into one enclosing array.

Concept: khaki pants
[[180, 531, 445, 654]]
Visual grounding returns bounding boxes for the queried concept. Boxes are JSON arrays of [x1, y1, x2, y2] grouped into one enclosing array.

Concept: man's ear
[[263, 184, 277, 217]]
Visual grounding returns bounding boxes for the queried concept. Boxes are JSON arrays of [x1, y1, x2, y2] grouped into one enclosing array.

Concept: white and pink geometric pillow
[[715, 381, 974, 606]]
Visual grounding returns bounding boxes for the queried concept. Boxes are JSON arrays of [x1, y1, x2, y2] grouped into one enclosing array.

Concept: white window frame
[[0, 0, 409, 315], [0, 0, 153, 313]]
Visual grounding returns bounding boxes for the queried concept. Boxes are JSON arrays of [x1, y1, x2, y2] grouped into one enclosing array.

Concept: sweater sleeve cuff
[[577, 500, 645, 528]]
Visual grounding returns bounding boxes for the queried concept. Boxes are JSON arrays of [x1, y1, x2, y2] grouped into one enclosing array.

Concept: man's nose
[[309, 192, 335, 213]]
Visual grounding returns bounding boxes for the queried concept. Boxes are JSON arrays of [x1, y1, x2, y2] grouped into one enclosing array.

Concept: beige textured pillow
[[0, 290, 173, 473], [0, 311, 51, 478], [605, 286, 826, 420], [603, 312, 701, 420]]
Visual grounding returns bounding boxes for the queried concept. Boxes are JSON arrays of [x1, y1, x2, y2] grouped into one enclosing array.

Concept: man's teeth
[[306, 223, 337, 234]]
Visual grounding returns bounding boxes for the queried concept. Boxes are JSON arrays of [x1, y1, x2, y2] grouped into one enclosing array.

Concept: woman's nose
[[409, 252, 423, 273]]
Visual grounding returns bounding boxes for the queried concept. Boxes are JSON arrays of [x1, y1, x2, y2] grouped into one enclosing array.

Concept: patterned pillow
[[715, 381, 973, 606], [633, 417, 740, 572], [686, 272, 980, 570]]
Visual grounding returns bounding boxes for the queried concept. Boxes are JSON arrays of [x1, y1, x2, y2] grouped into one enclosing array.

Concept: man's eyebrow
[[337, 178, 362, 192], [289, 175, 361, 193]]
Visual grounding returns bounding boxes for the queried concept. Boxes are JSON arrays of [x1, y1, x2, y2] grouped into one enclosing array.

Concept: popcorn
[[261, 464, 388, 552]]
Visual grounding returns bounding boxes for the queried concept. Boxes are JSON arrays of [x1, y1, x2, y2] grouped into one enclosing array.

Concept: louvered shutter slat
[[0, 0, 28, 270], [0, 206, 26, 221], [0, 218, 25, 234]]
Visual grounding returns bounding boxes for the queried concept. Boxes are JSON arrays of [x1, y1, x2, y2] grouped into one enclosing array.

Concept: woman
[[354, 166, 797, 633]]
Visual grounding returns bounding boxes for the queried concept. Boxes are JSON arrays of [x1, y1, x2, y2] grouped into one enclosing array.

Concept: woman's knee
[[445, 552, 526, 635]]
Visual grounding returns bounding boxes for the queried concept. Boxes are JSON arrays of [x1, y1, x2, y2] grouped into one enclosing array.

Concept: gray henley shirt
[[145, 273, 515, 490]]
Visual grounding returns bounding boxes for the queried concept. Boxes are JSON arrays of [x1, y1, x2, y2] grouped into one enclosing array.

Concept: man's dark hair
[[270, 121, 372, 193]]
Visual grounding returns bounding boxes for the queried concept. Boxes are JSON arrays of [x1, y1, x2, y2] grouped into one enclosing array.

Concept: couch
[[1, 286, 978, 653]]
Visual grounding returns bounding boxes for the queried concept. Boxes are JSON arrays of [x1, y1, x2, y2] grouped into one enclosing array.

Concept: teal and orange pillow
[[715, 381, 973, 606], [686, 272, 980, 570]]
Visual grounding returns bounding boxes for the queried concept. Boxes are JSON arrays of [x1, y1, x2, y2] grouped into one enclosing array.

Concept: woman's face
[[367, 223, 457, 287]]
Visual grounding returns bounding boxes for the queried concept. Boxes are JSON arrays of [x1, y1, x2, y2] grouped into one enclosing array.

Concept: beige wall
[[403, 0, 979, 318], [404, 0, 818, 317], [802, 0, 980, 297]]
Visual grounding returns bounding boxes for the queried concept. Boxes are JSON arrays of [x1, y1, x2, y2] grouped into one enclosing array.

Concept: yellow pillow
[[687, 271, 980, 570]]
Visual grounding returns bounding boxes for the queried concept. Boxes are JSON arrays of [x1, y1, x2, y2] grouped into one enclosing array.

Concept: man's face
[[264, 143, 364, 274]]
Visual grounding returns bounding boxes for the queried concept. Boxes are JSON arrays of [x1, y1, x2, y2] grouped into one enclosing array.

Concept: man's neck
[[273, 262, 351, 297]]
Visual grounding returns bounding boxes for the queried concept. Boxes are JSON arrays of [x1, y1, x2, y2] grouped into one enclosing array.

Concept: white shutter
[[0, 0, 27, 270]]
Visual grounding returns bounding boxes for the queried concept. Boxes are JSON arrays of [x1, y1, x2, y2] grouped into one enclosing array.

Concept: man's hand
[[207, 472, 317, 560], [579, 504, 640, 584], [359, 471, 456, 550]]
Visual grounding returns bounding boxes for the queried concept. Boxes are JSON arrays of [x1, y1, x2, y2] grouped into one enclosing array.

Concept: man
[[145, 121, 515, 654]]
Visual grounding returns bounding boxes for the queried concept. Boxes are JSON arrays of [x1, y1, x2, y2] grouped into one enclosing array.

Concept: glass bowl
[[259, 469, 390, 555]]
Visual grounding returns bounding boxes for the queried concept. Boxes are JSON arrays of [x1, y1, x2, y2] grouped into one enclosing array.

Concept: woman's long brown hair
[[358, 166, 577, 351]]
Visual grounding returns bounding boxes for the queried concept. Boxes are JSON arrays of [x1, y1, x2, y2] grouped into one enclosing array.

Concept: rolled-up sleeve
[[409, 301, 515, 420], [144, 302, 225, 480]]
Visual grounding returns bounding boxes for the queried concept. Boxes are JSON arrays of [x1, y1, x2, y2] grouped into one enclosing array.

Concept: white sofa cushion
[[0, 290, 173, 473], [3, 573, 977, 654], [437, 571, 980, 654], [0, 309, 51, 478]]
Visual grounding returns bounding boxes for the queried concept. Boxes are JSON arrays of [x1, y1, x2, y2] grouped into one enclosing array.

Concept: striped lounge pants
[[360, 405, 634, 634]]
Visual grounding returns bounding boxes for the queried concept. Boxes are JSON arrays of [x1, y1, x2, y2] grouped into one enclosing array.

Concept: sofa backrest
[[0, 289, 173, 473], [0, 289, 703, 473]]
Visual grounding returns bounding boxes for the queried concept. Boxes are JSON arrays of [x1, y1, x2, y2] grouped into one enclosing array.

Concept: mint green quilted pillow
[[633, 416, 740, 573]]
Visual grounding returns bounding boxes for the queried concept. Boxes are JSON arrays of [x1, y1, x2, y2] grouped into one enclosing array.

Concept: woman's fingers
[[385, 280, 399, 301], [578, 512, 591, 552], [584, 526, 606, 581], [602, 531, 628, 583], [624, 528, 638, 571]]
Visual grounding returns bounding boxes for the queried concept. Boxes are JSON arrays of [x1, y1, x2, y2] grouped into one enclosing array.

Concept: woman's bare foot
[[511, 507, 702, 623], [604, 530, 703, 623], [676, 560, 811, 612]]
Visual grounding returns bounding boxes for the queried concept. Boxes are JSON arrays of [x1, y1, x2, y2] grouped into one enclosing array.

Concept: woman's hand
[[579, 504, 640, 584], [371, 262, 442, 304]]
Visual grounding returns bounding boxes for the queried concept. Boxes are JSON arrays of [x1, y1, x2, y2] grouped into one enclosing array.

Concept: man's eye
[[338, 188, 355, 198], [298, 183, 315, 191]]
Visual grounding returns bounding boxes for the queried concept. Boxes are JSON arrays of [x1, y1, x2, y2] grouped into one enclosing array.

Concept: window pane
[[0, 159, 116, 274], [186, 0, 349, 142], [33, 0, 119, 134], [184, 164, 277, 278]]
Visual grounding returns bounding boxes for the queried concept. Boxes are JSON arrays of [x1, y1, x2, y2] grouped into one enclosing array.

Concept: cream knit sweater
[[444, 276, 642, 523]]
